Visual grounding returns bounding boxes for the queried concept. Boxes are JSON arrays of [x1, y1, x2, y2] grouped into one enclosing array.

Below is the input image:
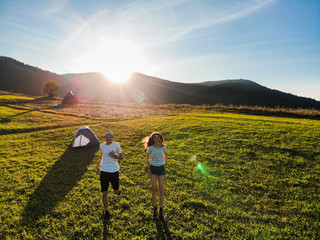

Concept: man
[[97, 131, 123, 220]]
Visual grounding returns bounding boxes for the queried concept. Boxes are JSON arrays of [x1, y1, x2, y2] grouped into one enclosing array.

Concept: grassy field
[[1, 95, 320, 239]]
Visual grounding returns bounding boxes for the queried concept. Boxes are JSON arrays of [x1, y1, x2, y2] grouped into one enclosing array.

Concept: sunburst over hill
[[1, 56, 320, 109]]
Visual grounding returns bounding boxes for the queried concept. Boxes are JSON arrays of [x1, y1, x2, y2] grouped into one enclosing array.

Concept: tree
[[42, 80, 60, 98]]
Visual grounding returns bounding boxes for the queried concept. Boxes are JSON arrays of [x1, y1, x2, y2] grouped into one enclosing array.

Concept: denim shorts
[[150, 165, 166, 176]]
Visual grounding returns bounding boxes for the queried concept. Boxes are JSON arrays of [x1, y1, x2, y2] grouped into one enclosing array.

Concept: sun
[[101, 69, 132, 84], [96, 39, 146, 83], [62, 38, 147, 83], [61, 16, 150, 83]]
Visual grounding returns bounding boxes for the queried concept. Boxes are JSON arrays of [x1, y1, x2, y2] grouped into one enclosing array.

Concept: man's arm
[[109, 151, 123, 160], [96, 152, 103, 170], [116, 153, 123, 161]]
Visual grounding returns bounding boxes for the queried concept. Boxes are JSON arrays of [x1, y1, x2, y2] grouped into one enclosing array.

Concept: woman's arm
[[146, 153, 151, 176], [164, 152, 167, 163], [146, 153, 151, 167]]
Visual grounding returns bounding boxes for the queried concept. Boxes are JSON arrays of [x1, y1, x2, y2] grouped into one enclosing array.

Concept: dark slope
[[0, 56, 65, 95]]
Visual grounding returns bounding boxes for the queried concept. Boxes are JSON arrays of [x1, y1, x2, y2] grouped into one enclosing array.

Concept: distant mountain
[[127, 74, 320, 109], [1, 56, 320, 109], [192, 79, 320, 108]]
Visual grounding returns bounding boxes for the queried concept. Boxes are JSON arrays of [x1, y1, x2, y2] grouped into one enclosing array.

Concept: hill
[[194, 79, 320, 109], [0, 56, 65, 96], [1, 56, 320, 109]]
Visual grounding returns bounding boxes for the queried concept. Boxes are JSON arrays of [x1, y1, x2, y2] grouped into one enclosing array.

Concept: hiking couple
[[96, 131, 167, 221]]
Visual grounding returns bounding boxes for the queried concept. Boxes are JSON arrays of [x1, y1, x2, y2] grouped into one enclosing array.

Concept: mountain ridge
[[1, 56, 319, 109]]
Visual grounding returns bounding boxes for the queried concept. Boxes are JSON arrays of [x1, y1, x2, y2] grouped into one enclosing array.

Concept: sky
[[1, 0, 320, 100]]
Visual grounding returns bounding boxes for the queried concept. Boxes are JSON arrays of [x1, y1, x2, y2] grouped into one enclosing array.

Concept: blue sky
[[1, 0, 320, 100]]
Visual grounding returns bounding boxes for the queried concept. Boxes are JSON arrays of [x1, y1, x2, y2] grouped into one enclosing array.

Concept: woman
[[142, 132, 167, 220]]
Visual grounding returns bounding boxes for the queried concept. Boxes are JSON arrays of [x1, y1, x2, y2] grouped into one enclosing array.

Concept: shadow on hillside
[[0, 109, 34, 123], [21, 146, 98, 226], [0, 123, 79, 135], [258, 145, 317, 161]]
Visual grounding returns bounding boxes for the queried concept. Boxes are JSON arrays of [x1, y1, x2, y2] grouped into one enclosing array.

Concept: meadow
[[1, 95, 319, 239]]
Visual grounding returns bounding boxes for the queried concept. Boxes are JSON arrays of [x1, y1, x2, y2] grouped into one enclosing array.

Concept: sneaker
[[153, 207, 158, 220], [104, 210, 110, 221], [159, 207, 164, 220]]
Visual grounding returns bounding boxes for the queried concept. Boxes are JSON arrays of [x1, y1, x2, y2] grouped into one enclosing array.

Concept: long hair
[[142, 132, 166, 149]]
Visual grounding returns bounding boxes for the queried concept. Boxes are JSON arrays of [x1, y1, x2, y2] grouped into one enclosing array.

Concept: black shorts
[[100, 171, 119, 192], [150, 165, 166, 176]]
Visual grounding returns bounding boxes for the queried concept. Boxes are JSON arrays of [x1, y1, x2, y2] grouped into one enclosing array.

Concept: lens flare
[[197, 163, 205, 172], [132, 89, 145, 103], [193, 156, 209, 178], [197, 163, 209, 178], [190, 155, 197, 161]]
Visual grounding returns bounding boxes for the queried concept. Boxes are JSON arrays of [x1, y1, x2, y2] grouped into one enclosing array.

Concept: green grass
[[1, 102, 319, 239], [0, 95, 35, 100]]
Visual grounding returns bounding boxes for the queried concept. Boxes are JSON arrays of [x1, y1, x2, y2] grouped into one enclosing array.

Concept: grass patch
[[0, 94, 35, 100], [1, 102, 319, 239]]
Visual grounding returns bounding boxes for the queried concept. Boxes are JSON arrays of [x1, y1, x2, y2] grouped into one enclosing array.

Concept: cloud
[[112, 0, 278, 45], [57, 0, 278, 54]]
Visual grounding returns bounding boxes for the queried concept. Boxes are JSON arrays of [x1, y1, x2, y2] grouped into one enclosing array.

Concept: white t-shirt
[[100, 142, 122, 173], [147, 145, 167, 166]]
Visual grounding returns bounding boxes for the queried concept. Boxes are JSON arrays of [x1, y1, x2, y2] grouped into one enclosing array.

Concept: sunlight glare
[[97, 39, 146, 83], [61, 16, 150, 84]]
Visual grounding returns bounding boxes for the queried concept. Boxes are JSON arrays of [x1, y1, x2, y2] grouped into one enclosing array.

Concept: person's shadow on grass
[[21, 145, 98, 226], [103, 218, 112, 240], [155, 219, 172, 240]]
